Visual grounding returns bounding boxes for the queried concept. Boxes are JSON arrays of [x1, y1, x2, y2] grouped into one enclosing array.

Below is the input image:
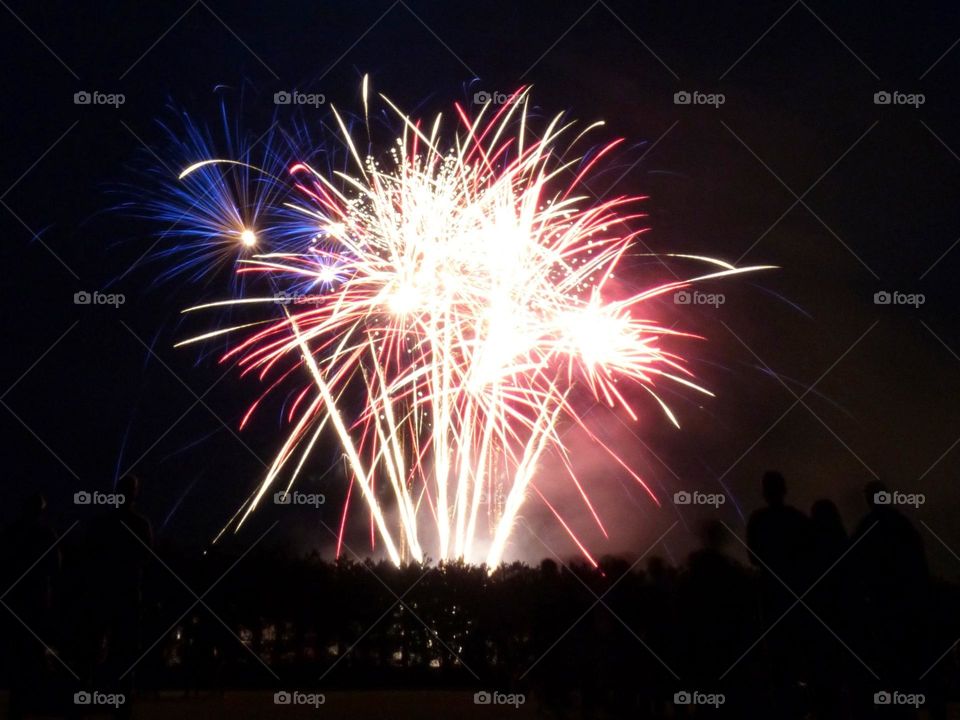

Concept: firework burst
[[160, 81, 770, 568]]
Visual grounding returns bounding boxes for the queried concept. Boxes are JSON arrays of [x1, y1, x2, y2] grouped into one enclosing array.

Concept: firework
[[160, 81, 770, 568]]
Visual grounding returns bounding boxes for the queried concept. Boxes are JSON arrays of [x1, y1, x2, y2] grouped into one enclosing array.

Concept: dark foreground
[[3, 474, 958, 718]]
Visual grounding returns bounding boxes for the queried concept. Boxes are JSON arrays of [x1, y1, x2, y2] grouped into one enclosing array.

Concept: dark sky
[[1, 1, 958, 572]]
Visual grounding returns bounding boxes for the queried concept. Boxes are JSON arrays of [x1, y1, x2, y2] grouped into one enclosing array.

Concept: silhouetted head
[[118, 474, 141, 506], [864, 480, 889, 510], [539, 558, 558, 577], [762, 471, 787, 506]]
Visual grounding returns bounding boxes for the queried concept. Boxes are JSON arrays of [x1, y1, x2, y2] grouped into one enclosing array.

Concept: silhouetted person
[[5, 493, 60, 719], [746, 471, 814, 716], [84, 475, 153, 718], [851, 481, 929, 687], [747, 471, 814, 591]]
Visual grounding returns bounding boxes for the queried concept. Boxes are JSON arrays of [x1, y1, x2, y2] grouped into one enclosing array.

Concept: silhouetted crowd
[[1, 471, 957, 718]]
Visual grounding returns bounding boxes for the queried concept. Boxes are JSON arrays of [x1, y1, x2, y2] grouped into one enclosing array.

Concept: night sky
[[2, 1, 958, 572]]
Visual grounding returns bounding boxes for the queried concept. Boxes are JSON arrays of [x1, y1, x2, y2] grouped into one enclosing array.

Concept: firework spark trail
[[165, 80, 772, 568]]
